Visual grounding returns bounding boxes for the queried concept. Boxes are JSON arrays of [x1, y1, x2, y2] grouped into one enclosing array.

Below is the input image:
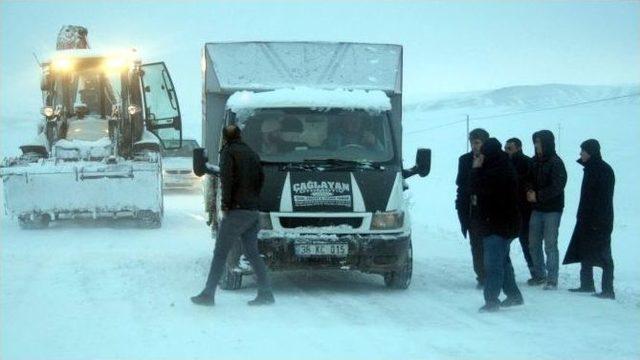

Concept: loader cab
[[40, 51, 182, 153]]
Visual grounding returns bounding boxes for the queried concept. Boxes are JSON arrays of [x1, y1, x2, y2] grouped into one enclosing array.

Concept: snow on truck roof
[[204, 42, 402, 94], [226, 87, 392, 112]]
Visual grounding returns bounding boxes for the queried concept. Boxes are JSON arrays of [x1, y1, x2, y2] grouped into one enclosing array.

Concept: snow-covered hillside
[[406, 84, 640, 111], [2, 84, 639, 360]]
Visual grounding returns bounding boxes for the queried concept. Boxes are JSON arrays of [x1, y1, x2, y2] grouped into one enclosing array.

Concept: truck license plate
[[295, 243, 348, 257]]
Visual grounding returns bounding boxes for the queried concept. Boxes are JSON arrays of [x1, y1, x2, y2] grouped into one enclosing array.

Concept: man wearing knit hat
[[563, 139, 616, 299]]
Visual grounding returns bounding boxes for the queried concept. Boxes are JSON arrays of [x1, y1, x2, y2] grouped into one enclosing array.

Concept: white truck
[[194, 42, 430, 289]]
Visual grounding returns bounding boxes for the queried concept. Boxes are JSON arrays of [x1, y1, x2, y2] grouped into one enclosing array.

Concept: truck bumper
[[257, 231, 411, 275]]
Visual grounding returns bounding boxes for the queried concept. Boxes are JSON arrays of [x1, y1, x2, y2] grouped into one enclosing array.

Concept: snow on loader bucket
[[0, 26, 183, 229], [1, 155, 163, 229]]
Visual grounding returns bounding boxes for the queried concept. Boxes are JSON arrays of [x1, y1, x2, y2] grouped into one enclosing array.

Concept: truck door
[[140, 62, 182, 149]]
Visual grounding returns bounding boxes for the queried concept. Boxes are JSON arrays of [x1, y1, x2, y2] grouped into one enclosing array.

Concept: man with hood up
[[470, 138, 523, 312], [563, 139, 616, 299], [527, 130, 567, 290]]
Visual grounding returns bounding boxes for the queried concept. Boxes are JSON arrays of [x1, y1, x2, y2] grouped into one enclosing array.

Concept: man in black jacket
[[563, 139, 616, 299], [456, 128, 490, 288], [192, 125, 274, 306], [504, 138, 535, 280], [470, 138, 523, 312], [527, 130, 567, 290]]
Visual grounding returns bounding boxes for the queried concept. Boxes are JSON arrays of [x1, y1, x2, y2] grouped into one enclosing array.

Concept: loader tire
[[18, 214, 51, 230], [137, 210, 162, 229], [384, 239, 413, 289]]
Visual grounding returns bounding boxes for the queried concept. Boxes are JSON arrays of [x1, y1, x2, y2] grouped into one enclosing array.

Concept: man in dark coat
[[470, 138, 523, 312], [504, 138, 535, 279], [456, 128, 490, 288], [527, 130, 567, 290], [563, 139, 616, 299], [191, 125, 275, 306]]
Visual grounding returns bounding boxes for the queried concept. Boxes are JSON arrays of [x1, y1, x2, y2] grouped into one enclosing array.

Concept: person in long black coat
[[456, 128, 490, 288], [563, 139, 616, 299]]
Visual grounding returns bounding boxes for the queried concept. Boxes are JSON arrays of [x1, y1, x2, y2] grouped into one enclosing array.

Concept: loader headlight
[[52, 57, 73, 71], [104, 56, 127, 71], [41, 106, 55, 117], [259, 212, 273, 230], [127, 105, 141, 115], [371, 210, 404, 230]]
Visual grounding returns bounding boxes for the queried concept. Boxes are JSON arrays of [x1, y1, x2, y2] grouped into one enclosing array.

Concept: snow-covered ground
[[2, 84, 639, 359]]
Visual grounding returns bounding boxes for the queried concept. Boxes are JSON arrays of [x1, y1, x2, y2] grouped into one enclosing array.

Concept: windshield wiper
[[265, 159, 385, 171], [302, 158, 385, 170]]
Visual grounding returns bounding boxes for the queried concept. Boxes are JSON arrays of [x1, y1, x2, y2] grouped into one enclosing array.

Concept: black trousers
[[580, 246, 615, 294], [517, 209, 534, 275], [203, 210, 271, 294], [469, 226, 485, 284]]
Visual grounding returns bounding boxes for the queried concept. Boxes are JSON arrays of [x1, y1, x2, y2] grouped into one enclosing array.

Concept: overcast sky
[[2, 0, 639, 122]]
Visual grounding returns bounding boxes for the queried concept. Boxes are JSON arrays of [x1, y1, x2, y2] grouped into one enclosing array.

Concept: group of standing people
[[456, 128, 616, 312], [188, 123, 616, 312]]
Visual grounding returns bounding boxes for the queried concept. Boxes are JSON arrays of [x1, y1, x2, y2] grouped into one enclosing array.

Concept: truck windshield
[[237, 108, 394, 163], [162, 140, 199, 157], [52, 58, 122, 118]]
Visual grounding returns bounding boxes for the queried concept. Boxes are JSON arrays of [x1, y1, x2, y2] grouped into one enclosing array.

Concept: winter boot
[[500, 297, 524, 307], [478, 303, 500, 313], [543, 282, 558, 290], [191, 290, 215, 306], [527, 277, 546, 286], [248, 290, 275, 306], [568, 286, 595, 293], [593, 292, 616, 300]]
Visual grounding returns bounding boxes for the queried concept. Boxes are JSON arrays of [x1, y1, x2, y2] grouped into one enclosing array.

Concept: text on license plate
[[295, 243, 349, 257]]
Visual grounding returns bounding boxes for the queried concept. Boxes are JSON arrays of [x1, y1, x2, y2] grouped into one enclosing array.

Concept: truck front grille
[[279, 217, 363, 229]]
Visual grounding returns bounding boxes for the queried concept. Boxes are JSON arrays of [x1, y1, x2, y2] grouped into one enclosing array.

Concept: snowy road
[[2, 191, 639, 360], [2, 88, 640, 359]]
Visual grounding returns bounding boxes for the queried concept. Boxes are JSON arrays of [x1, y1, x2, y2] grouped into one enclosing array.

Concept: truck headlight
[[259, 212, 273, 230], [371, 210, 404, 230]]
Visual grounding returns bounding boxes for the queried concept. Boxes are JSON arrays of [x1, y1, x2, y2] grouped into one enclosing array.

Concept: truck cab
[[194, 42, 430, 289]]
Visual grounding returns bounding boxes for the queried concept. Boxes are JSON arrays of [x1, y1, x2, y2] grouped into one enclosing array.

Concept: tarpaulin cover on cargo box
[[203, 42, 402, 94]]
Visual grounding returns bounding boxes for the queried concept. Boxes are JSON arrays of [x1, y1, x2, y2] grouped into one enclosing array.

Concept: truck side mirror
[[402, 148, 431, 179], [415, 148, 431, 177], [193, 148, 208, 177]]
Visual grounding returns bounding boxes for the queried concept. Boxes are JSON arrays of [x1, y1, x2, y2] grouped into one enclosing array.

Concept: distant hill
[[405, 84, 640, 112]]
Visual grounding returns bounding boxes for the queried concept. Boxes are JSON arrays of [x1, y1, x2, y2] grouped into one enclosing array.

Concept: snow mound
[[227, 87, 392, 112]]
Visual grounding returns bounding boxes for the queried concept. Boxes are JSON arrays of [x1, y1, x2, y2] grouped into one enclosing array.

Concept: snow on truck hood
[[226, 87, 392, 112], [162, 156, 193, 170]]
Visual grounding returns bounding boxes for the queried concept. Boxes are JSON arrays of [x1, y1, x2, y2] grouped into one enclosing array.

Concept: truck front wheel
[[383, 239, 413, 289], [220, 265, 243, 290]]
